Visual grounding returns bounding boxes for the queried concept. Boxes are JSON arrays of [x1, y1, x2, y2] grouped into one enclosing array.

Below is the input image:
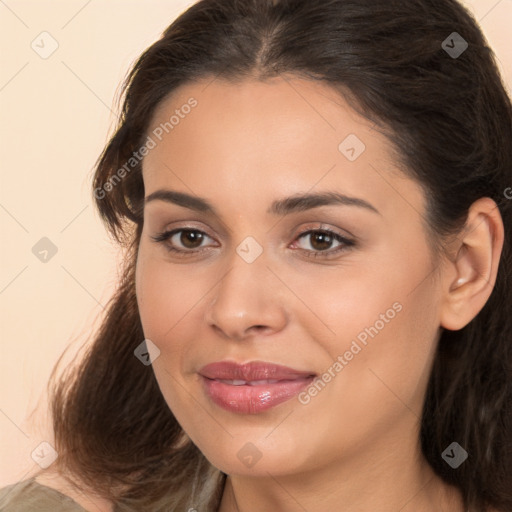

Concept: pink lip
[[199, 361, 316, 414]]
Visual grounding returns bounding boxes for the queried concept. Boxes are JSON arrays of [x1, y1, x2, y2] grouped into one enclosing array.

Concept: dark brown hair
[[47, 0, 512, 510]]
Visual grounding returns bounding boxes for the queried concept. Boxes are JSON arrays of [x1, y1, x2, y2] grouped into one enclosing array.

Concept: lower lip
[[200, 375, 315, 414]]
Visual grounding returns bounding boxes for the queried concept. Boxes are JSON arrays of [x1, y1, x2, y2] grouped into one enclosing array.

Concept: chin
[[193, 434, 310, 477]]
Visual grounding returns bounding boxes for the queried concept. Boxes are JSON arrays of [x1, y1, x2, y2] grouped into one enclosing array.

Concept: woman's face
[[135, 76, 445, 476]]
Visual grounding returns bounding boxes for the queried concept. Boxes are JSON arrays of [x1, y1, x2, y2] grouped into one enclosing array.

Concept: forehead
[[142, 76, 424, 219], [148, 75, 378, 146]]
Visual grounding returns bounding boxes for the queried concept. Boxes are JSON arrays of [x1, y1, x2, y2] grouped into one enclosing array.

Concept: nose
[[203, 251, 288, 341]]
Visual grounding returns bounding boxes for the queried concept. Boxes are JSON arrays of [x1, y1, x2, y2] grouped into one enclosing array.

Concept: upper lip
[[199, 361, 316, 381]]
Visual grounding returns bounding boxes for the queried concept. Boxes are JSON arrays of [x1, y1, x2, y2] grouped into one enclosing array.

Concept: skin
[[135, 75, 499, 511]]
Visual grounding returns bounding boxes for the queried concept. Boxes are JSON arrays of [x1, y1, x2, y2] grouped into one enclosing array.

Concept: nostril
[[252, 325, 271, 334]]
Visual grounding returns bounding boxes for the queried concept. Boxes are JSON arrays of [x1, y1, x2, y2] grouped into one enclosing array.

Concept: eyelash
[[150, 226, 355, 260]]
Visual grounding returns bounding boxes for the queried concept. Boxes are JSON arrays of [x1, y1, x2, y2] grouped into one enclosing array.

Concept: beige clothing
[[0, 478, 87, 511]]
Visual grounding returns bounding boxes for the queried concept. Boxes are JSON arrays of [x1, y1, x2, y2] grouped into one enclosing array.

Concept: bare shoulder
[[34, 471, 114, 512]]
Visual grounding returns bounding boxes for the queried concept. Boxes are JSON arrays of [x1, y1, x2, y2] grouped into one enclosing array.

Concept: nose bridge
[[204, 243, 288, 339]]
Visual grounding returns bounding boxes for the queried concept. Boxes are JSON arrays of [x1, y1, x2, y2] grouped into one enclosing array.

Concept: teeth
[[217, 379, 281, 386], [248, 379, 280, 386]]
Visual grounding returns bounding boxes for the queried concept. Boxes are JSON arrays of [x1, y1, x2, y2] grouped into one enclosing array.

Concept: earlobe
[[439, 197, 504, 331]]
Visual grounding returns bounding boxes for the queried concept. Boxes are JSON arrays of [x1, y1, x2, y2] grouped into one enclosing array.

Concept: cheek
[[283, 255, 414, 354], [296, 243, 441, 414], [135, 247, 209, 343], [135, 249, 202, 415]]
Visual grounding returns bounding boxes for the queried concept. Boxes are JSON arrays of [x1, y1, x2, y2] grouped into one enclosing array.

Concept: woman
[[1, 0, 511, 510]]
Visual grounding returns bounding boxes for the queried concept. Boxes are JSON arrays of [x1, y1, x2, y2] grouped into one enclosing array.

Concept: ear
[[439, 197, 504, 331]]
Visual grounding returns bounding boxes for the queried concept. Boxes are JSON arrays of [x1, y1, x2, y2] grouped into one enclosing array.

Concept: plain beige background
[[0, 0, 511, 487]]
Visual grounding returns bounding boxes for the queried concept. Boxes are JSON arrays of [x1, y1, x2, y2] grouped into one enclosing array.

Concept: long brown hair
[[48, 0, 512, 510]]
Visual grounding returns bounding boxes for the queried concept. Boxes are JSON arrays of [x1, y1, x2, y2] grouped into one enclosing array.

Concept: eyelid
[[289, 226, 355, 258], [151, 220, 217, 240], [290, 222, 355, 242], [150, 221, 356, 260], [150, 226, 217, 247]]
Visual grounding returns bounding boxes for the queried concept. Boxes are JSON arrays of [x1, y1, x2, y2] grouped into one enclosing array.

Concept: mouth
[[198, 361, 316, 414], [213, 379, 283, 385]]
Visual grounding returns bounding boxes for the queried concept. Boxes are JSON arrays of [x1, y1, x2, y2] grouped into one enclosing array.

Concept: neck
[[217, 433, 465, 512]]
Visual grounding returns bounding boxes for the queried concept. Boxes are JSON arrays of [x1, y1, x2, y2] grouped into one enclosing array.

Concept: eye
[[291, 228, 355, 258], [151, 228, 216, 255], [151, 226, 355, 259]]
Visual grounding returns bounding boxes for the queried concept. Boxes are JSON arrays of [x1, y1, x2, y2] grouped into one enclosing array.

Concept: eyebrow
[[144, 189, 380, 216]]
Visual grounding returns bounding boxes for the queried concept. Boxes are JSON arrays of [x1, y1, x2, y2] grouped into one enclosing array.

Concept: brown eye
[[151, 228, 215, 255], [292, 228, 355, 259], [179, 230, 205, 249], [309, 232, 335, 251], [296, 230, 342, 252]]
